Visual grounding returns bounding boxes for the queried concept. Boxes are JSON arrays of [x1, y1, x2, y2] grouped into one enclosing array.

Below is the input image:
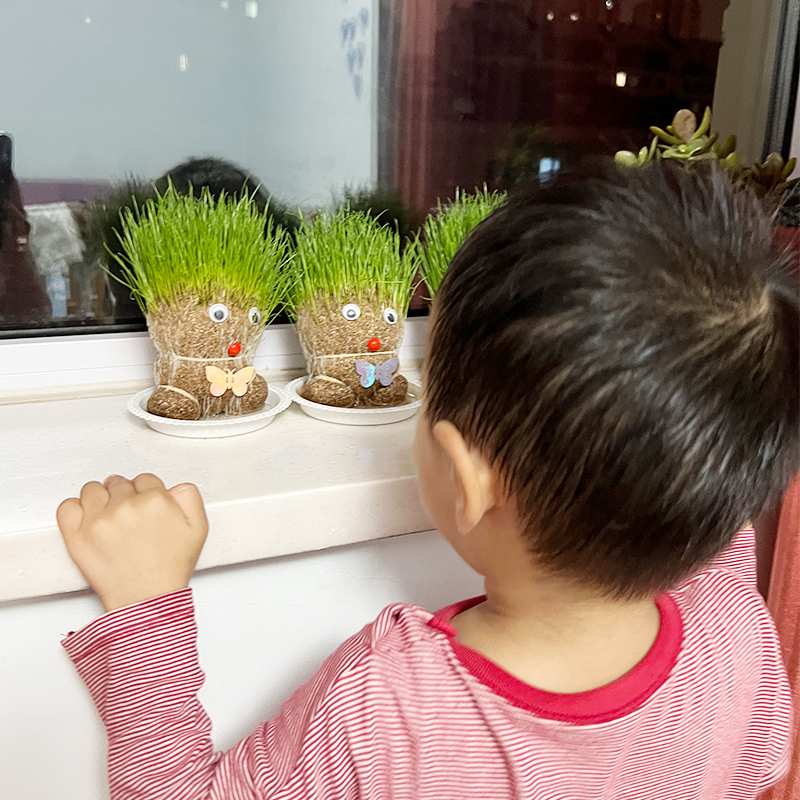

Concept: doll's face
[[297, 298, 404, 356], [147, 296, 267, 358]]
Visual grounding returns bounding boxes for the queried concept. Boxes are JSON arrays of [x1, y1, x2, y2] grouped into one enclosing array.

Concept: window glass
[[0, 0, 780, 337]]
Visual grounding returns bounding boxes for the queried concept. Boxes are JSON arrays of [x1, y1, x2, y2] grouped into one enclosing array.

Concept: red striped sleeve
[[64, 589, 224, 798], [63, 589, 383, 799]]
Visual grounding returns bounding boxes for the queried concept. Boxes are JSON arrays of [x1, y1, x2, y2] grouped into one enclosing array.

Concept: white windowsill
[[0, 373, 432, 603], [0, 317, 432, 602]]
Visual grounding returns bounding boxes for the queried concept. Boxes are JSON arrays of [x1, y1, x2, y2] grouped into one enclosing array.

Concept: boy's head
[[415, 161, 799, 598]]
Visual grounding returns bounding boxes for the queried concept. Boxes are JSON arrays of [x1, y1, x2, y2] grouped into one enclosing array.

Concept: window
[[0, 0, 792, 345]]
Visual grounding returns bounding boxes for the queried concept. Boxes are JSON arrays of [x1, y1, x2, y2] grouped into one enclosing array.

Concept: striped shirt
[[63, 531, 791, 799]]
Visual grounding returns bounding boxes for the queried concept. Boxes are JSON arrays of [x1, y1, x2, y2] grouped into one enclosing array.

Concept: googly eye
[[383, 307, 399, 325], [208, 303, 230, 323], [248, 307, 262, 325], [342, 303, 362, 321]]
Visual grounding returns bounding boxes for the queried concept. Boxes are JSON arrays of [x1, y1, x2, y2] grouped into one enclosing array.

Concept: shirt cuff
[[62, 587, 195, 662]]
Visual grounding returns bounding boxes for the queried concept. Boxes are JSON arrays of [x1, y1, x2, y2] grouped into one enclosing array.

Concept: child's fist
[[57, 474, 209, 612]]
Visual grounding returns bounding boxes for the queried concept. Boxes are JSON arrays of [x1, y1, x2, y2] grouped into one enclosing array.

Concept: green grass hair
[[418, 186, 507, 296], [287, 207, 418, 317], [108, 182, 290, 315]]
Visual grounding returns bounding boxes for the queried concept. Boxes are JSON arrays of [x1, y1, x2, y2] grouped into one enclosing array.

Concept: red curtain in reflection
[[396, 0, 537, 214], [396, 0, 441, 215], [393, 0, 725, 216]]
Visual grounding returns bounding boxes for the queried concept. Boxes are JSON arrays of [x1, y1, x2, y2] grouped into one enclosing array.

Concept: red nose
[[368, 338, 381, 352], [228, 341, 241, 356]]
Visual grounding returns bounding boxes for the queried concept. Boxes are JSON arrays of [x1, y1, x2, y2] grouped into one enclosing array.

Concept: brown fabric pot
[[296, 296, 410, 408], [145, 296, 269, 420]]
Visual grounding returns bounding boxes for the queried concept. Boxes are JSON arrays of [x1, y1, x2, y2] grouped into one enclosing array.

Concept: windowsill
[[0, 374, 432, 603]]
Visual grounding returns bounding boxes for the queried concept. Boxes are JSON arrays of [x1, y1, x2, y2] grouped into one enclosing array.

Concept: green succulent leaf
[[650, 126, 683, 146], [715, 134, 737, 160], [672, 109, 697, 143], [615, 150, 640, 166], [692, 107, 712, 140]]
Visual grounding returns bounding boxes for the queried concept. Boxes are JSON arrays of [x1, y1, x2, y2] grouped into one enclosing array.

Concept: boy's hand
[[57, 474, 208, 612]]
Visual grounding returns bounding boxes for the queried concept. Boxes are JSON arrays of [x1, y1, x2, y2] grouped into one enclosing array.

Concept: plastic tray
[[127, 384, 290, 438], [286, 376, 422, 426]]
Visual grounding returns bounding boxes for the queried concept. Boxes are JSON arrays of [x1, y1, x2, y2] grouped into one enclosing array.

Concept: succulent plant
[[614, 136, 659, 168], [616, 108, 736, 168], [615, 107, 799, 207], [742, 153, 800, 203], [652, 107, 721, 163]]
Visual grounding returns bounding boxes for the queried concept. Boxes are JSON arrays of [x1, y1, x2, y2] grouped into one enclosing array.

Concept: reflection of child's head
[[424, 161, 799, 598], [155, 157, 298, 236], [156, 157, 267, 208]]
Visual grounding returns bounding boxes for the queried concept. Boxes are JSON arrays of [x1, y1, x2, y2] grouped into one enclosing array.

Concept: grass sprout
[[417, 186, 507, 296], [108, 181, 290, 315], [287, 207, 418, 316]]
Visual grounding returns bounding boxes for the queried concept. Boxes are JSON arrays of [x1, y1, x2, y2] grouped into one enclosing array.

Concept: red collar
[[429, 594, 683, 724]]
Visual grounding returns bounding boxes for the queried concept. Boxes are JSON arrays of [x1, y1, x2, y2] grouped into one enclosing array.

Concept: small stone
[[148, 386, 201, 420], [303, 376, 356, 408]]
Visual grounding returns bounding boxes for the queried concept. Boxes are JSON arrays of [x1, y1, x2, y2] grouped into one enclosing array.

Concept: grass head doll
[[288, 208, 417, 408], [111, 184, 288, 420]]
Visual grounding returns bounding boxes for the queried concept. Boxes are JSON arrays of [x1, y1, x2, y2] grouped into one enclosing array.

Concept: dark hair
[[426, 160, 800, 597], [154, 157, 299, 236], [155, 157, 265, 205]]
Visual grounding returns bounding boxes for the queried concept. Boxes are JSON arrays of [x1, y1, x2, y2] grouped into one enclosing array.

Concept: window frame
[[0, 316, 429, 394], [763, 0, 800, 158]]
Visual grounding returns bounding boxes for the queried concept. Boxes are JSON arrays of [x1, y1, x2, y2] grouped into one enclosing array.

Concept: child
[[58, 162, 799, 799]]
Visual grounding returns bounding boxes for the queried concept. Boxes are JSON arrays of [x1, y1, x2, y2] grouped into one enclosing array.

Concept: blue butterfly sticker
[[354, 357, 399, 389]]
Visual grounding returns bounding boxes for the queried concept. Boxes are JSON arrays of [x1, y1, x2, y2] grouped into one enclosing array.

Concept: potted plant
[[417, 187, 507, 297], [110, 183, 289, 420], [287, 208, 418, 408], [615, 107, 800, 206], [614, 107, 738, 168], [616, 107, 800, 276]]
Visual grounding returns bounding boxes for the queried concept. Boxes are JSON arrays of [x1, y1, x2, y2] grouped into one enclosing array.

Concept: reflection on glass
[[0, 0, 743, 335], [0, 134, 52, 325]]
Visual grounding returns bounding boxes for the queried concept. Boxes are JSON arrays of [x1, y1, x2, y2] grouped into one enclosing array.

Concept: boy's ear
[[432, 421, 497, 534]]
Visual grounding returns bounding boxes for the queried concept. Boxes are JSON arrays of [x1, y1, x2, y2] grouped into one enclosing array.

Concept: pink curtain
[[761, 474, 800, 800]]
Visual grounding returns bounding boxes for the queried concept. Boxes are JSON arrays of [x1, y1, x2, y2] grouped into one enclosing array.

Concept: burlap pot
[[296, 296, 409, 408], [145, 295, 268, 420]]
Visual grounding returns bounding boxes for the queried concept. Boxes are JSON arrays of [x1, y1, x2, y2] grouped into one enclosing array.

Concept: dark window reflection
[[394, 0, 726, 215]]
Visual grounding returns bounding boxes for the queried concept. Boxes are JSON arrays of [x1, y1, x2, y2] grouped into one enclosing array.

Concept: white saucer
[[286, 376, 423, 426], [127, 385, 290, 438]]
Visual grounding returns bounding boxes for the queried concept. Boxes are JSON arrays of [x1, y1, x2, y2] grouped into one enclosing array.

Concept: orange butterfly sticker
[[205, 366, 255, 397]]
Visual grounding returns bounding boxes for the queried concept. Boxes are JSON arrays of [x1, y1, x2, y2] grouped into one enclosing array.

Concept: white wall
[[0, 531, 482, 800], [0, 0, 377, 205]]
